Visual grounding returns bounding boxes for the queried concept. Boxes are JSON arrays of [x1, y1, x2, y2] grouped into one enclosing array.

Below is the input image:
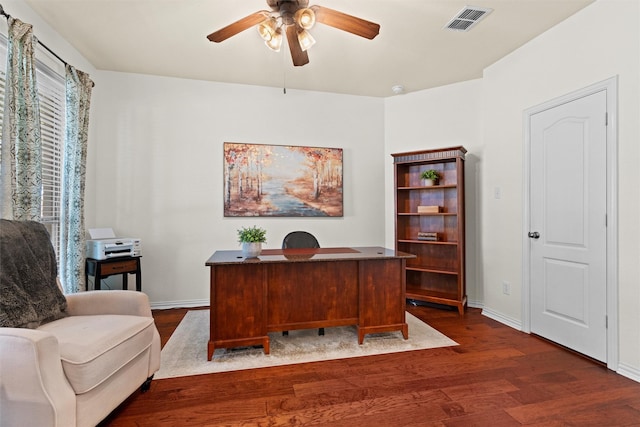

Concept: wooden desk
[[85, 256, 142, 291], [205, 246, 415, 360]]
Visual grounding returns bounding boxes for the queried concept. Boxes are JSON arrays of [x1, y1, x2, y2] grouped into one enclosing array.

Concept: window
[[36, 62, 65, 253], [0, 36, 66, 258]]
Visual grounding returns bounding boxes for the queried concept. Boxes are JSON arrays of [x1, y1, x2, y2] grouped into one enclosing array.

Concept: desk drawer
[[99, 259, 138, 275]]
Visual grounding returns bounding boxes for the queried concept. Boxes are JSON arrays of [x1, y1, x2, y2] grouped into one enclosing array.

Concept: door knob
[[528, 231, 540, 239]]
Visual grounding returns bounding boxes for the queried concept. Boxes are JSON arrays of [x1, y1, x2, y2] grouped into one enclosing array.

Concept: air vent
[[444, 5, 493, 32]]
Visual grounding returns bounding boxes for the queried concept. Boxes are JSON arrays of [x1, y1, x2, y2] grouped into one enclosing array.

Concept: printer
[[86, 238, 141, 260], [86, 228, 142, 260]]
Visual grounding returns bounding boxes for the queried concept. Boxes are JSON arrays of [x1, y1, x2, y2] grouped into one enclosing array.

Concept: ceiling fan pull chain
[[282, 46, 287, 94]]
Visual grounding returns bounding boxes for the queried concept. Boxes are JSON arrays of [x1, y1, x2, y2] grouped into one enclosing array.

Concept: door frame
[[521, 76, 619, 371]]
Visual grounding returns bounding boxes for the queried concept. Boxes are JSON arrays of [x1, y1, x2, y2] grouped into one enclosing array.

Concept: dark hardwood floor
[[100, 305, 640, 426]]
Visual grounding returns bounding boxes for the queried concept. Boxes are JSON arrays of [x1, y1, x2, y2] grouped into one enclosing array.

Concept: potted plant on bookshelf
[[420, 169, 440, 186], [237, 225, 267, 258]]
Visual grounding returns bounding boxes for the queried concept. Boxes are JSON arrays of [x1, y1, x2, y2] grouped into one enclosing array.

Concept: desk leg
[[136, 259, 142, 291], [208, 337, 270, 360], [208, 341, 215, 361], [122, 273, 128, 290], [358, 323, 409, 345], [95, 274, 102, 290]]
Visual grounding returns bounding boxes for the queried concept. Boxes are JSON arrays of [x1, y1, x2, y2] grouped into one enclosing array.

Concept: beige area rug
[[155, 310, 457, 379]]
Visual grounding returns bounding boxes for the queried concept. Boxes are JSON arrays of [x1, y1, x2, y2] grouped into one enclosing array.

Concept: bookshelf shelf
[[397, 213, 457, 216], [397, 239, 458, 245]]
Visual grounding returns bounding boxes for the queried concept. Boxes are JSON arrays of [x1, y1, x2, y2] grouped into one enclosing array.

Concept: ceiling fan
[[206, 0, 380, 67]]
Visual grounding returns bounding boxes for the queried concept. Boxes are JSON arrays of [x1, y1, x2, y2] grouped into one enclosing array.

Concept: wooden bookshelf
[[392, 147, 466, 314]]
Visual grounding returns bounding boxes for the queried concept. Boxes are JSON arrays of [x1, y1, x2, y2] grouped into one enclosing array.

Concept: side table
[[85, 256, 142, 291]]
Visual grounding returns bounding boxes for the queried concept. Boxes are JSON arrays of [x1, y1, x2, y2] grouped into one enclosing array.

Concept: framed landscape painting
[[223, 142, 343, 217]]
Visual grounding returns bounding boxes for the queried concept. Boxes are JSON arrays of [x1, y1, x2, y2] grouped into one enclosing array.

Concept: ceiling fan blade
[[207, 11, 268, 43], [286, 25, 309, 67], [311, 5, 380, 40]]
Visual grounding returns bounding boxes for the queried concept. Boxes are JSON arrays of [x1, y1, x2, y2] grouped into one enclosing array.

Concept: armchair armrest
[[65, 290, 153, 318], [64, 290, 161, 378], [0, 328, 76, 427]]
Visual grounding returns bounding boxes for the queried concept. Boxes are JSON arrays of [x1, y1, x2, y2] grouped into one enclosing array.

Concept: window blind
[[36, 64, 65, 249]]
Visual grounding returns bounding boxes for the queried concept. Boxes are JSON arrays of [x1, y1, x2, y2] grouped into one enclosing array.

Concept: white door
[[529, 90, 607, 362]]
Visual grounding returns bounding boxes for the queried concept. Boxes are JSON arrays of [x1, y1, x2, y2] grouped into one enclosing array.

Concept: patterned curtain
[[59, 65, 93, 293], [0, 17, 42, 220]]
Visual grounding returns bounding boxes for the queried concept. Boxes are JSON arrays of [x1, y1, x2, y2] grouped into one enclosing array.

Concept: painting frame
[[223, 142, 343, 217]]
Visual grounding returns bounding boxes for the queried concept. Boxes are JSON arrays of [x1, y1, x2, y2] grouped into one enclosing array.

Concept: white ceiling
[[23, 0, 594, 97]]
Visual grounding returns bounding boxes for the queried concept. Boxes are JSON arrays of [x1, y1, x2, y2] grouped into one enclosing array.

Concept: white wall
[[384, 79, 484, 305], [89, 72, 386, 306], [384, 0, 639, 380], [481, 0, 639, 377]]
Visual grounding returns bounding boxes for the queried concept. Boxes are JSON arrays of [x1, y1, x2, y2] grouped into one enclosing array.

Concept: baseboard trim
[[481, 307, 523, 331], [151, 299, 209, 310], [617, 362, 640, 383]]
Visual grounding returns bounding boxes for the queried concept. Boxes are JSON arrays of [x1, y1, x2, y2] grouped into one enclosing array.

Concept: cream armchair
[[0, 220, 161, 427]]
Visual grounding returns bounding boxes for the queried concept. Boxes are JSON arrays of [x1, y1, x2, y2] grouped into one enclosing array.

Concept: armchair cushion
[[38, 314, 156, 394], [0, 219, 67, 328]]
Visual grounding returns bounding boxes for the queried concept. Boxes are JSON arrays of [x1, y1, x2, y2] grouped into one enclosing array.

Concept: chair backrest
[[282, 231, 320, 249]]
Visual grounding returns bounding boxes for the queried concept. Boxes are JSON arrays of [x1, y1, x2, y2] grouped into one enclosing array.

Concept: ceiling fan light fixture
[[297, 28, 316, 51], [257, 17, 278, 41], [207, 2, 381, 67], [294, 8, 315, 30], [265, 27, 283, 51]]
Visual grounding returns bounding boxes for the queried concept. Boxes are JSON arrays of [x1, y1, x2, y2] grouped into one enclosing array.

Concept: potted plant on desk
[[237, 225, 267, 258]]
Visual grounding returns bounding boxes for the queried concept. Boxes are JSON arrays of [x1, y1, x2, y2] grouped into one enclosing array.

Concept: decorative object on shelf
[[420, 169, 440, 186], [237, 225, 267, 258], [417, 205, 442, 214], [417, 232, 439, 241]]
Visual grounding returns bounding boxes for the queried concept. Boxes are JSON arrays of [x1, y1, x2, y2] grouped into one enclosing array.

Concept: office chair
[[281, 231, 323, 336], [282, 230, 320, 249]]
